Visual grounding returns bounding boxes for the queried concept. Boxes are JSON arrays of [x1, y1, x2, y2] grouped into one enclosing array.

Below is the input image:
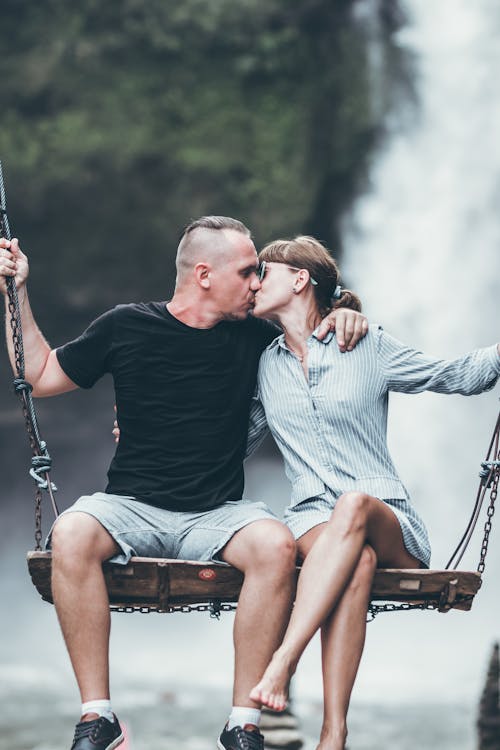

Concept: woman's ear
[[294, 269, 311, 293]]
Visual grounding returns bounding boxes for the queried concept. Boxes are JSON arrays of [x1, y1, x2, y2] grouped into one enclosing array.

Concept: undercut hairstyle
[[175, 216, 252, 284], [259, 236, 362, 316], [180, 215, 251, 241]]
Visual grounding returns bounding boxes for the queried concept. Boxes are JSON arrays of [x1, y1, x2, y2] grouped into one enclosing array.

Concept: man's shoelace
[[72, 717, 109, 744], [232, 727, 264, 750]]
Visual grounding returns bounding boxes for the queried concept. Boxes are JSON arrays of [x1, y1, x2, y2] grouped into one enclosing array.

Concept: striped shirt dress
[[246, 325, 500, 566]]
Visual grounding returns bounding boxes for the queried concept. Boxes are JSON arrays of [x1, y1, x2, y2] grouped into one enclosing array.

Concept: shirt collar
[[268, 326, 334, 354], [267, 334, 287, 353]]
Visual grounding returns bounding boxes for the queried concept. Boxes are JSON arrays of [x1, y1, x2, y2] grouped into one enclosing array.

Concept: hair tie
[[332, 285, 343, 300]]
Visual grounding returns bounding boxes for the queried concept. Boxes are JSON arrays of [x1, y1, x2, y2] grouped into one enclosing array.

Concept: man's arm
[[1, 237, 78, 397], [316, 307, 369, 351]]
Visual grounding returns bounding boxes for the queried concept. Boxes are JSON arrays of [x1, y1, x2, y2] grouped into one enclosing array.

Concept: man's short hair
[[180, 216, 251, 242]]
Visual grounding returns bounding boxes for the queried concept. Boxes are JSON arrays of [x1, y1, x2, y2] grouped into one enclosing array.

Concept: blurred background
[[1, 1, 499, 748]]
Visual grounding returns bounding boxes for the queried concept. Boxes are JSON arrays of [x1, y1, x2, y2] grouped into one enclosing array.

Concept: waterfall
[[339, 0, 500, 702]]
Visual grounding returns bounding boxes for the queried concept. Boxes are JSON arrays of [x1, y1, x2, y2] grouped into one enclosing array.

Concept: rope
[[0, 161, 59, 548]]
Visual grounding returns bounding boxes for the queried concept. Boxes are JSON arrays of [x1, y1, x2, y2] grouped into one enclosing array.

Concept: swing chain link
[[1, 163, 57, 549], [111, 601, 238, 617], [477, 461, 498, 576], [7, 280, 53, 549], [366, 601, 439, 621], [476, 414, 500, 575], [8, 287, 24, 378]]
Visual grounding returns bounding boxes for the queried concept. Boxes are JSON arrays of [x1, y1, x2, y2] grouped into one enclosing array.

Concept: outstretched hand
[[0, 238, 29, 294], [316, 307, 369, 351]]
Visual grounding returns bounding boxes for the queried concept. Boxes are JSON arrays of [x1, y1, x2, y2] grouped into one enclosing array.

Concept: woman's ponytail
[[332, 287, 362, 312]]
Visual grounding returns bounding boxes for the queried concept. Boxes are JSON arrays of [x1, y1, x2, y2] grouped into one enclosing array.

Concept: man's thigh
[[46, 493, 179, 564], [177, 499, 278, 563]]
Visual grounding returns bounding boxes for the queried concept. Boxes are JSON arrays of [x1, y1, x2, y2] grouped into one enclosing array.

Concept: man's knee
[[233, 520, 297, 573], [51, 512, 117, 565], [255, 524, 297, 569]]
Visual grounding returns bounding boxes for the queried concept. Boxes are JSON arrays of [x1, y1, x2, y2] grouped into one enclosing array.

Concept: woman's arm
[[245, 391, 269, 458], [377, 326, 500, 395]]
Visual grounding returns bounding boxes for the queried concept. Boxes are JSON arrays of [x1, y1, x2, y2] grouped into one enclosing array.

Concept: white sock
[[81, 699, 115, 723], [227, 707, 262, 730]]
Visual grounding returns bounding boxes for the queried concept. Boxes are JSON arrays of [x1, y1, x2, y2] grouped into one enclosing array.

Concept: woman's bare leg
[[316, 545, 376, 750], [250, 491, 421, 712]]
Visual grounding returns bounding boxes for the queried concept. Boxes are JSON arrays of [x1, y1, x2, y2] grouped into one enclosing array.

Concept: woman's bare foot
[[315, 721, 347, 750], [315, 742, 346, 750], [249, 650, 296, 711]]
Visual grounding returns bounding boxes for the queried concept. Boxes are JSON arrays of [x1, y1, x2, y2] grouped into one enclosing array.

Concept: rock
[[478, 642, 500, 750], [261, 706, 304, 750]]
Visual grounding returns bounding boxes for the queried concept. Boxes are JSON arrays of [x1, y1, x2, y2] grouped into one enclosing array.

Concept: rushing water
[[341, 0, 500, 715]]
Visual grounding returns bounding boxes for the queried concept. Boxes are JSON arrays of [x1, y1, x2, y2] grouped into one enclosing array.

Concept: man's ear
[[194, 262, 211, 289]]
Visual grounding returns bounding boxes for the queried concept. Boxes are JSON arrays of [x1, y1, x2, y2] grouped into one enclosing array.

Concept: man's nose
[[250, 273, 261, 291]]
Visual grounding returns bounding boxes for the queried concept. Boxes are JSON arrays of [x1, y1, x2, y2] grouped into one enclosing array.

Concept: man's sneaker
[[70, 715, 124, 750], [217, 724, 265, 750]]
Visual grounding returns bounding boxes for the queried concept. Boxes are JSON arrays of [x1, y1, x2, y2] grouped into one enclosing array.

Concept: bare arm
[[315, 307, 368, 351], [1, 238, 78, 397]]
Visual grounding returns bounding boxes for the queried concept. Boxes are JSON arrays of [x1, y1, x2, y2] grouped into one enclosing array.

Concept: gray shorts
[[284, 495, 431, 568], [46, 492, 278, 565]]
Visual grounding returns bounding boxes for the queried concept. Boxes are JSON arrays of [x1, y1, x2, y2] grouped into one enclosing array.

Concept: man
[[1, 216, 367, 750]]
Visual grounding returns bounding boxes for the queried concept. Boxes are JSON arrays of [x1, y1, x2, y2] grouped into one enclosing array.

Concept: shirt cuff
[[486, 343, 500, 375]]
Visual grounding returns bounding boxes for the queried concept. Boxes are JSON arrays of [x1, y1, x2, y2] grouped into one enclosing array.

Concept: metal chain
[[366, 594, 476, 622], [111, 601, 238, 618], [1, 162, 58, 548], [111, 596, 474, 621], [7, 287, 45, 549], [367, 601, 439, 621], [477, 457, 499, 575]]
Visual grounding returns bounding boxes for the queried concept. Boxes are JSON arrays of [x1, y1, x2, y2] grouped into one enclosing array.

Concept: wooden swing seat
[[27, 550, 481, 614]]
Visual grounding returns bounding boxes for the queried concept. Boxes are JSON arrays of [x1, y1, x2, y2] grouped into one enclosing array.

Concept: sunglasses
[[258, 260, 318, 285]]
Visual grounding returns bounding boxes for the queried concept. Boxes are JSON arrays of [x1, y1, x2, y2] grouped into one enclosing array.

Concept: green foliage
[[0, 0, 408, 327]]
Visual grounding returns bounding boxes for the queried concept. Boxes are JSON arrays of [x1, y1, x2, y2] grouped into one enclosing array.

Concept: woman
[[248, 236, 500, 750]]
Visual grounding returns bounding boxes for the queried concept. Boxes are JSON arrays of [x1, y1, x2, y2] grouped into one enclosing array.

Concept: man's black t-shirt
[[56, 303, 276, 512]]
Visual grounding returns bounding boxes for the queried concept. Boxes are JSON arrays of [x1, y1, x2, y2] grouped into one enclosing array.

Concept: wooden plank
[[166, 559, 244, 603], [104, 558, 166, 607], [26, 552, 481, 612], [26, 552, 52, 602], [371, 568, 481, 601]]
